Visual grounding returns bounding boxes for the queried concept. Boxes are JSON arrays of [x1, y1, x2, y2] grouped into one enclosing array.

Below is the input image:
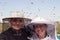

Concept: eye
[[19, 20, 23, 22]]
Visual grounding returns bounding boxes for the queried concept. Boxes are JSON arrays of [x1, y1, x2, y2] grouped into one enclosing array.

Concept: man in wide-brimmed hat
[[0, 11, 31, 40], [27, 17, 57, 40]]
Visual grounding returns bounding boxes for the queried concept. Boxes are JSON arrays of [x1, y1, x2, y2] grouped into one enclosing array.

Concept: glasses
[[11, 19, 24, 22]]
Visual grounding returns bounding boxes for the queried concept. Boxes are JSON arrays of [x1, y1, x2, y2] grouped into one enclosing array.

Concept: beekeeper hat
[[28, 17, 56, 39]]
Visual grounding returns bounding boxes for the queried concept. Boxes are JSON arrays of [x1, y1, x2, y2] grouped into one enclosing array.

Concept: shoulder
[[0, 28, 12, 40], [0, 31, 8, 38], [0, 32, 8, 40], [1, 28, 11, 35], [0, 28, 11, 37], [47, 36, 56, 40]]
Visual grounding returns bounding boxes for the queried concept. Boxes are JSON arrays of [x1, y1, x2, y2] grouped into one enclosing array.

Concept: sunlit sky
[[0, 0, 60, 22]]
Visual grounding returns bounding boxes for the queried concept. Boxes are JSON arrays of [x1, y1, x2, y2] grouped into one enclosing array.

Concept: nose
[[37, 28, 41, 31], [37, 28, 43, 32], [16, 21, 20, 24]]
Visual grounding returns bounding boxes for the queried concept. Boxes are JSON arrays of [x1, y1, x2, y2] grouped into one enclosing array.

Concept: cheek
[[19, 22, 24, 26], [10, 22, 18, 27], [11, 23, 16, 26], [35, 28, 41, 34]]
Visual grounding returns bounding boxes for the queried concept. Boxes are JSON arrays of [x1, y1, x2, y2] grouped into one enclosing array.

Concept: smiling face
[[34, 24, 47, 38], [9, 18, 25, 30]]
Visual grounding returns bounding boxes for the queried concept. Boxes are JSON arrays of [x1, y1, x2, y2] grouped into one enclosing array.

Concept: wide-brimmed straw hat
[[2, 11, 31, 21]]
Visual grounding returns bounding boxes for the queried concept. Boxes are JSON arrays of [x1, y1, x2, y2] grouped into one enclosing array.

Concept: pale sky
[[0, 0, 60, 22]]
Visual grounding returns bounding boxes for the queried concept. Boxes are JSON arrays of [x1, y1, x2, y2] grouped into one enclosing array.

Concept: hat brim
[[29, 21, 55, 25], [2, 17, 32, 21], [28, 23, 55, 29]]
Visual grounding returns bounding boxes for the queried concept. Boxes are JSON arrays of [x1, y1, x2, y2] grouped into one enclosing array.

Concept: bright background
[[0, 0, 60, 22]]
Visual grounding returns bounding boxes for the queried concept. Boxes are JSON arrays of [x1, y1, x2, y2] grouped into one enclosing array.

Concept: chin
[[12, 26, 23, 30], [15, 28, 20, 30], [14, 27, 21, 30]]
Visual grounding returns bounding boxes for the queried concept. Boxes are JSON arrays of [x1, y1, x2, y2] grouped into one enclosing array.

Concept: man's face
[[9, 18, 25, 30], [34, 24, 47, 38]]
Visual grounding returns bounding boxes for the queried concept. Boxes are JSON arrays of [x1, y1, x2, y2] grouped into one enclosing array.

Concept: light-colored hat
[[30, 17, 54, 25], [28, 16, 57, 39], [2, 11, 31, 21]]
